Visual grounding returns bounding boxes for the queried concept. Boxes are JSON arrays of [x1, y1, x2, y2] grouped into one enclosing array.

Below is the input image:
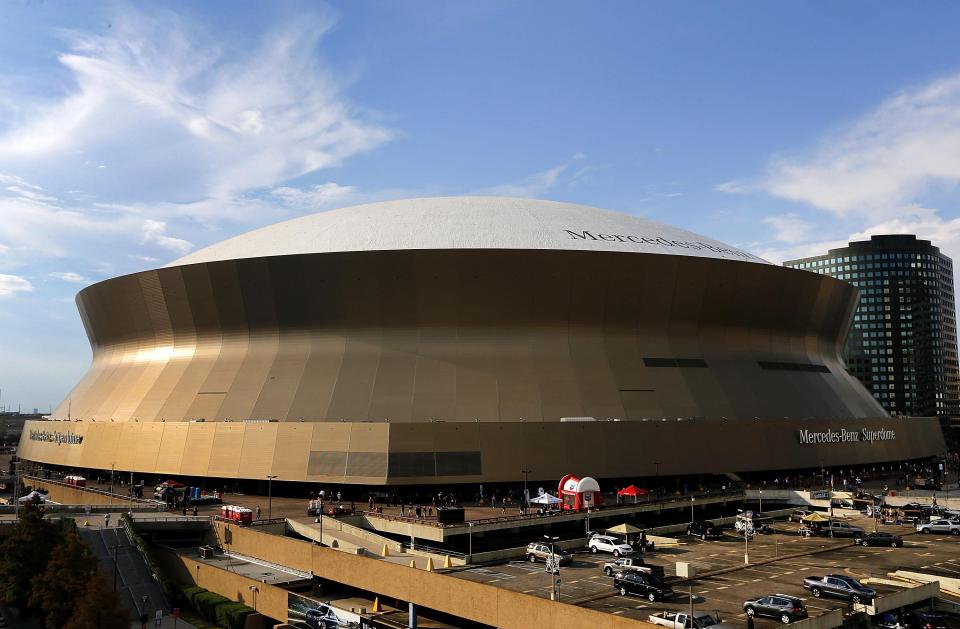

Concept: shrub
[[195, 591, 231, 622], [216, 601, 254, 629]]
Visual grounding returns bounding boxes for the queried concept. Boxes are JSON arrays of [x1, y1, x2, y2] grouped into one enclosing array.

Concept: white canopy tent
[[530, 493, 561, 505]]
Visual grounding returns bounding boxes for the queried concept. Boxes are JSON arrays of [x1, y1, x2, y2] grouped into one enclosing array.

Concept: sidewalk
[[130, 614, 198, 629]]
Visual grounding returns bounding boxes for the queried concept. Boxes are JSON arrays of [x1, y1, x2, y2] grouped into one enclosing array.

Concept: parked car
[[903, 609, 951, 629], [305, 603, 344, 629], [916, 519, 960, 535], [790, 510, 813, 523], [687, 520, 724, 540], [817, 521, 864, 538], [526, 542, 572, 566], [802, 575, 876, 604], [613, 571, 673, 602], [589, 534, 634, 556], [742, 594, 808, 624], [853, 532, 903, 547], [648, 611, 733, 629], [603, 557, 664, 578]]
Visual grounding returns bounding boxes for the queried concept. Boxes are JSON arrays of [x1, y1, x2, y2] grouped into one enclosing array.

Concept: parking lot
[[451, 516, 960, 627]]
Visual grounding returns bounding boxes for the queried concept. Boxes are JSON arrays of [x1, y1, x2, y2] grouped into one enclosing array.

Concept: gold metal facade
[[21, 249, 947, 483]]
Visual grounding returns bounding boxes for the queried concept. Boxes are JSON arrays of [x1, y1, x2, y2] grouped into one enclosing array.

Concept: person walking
[[256, 505, 261, 520], [103, 512, 111, 528]]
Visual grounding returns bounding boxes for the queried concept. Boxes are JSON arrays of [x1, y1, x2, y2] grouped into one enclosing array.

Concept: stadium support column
[[408, 602, 417, 628]]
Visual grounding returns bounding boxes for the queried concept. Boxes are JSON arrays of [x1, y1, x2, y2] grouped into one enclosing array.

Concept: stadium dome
[[19, 196, 942, 487], [170, 196, 769, 266]]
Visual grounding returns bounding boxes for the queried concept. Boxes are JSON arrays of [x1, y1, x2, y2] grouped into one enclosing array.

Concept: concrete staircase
[[79, 525, 168, 620]]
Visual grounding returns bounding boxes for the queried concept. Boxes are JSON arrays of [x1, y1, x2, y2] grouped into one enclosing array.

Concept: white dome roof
[[169, 196, 768, 267]]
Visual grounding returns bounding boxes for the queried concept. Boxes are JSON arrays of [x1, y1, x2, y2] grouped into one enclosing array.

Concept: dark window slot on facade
[[758, 361, 830, 373], [643, 357, 708, 368]]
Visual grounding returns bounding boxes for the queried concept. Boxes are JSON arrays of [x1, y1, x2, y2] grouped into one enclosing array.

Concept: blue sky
[[2, 1, 960, 410]]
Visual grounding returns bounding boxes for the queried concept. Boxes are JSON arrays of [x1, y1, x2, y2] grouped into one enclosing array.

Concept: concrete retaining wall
[[210, 520, 657, 629]]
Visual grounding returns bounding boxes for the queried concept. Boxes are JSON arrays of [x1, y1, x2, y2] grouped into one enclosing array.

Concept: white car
[[588, 534, 634, 557]]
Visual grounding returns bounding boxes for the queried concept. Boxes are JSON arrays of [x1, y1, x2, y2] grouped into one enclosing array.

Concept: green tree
[[0, 501, 61, 609], [62, 573, 130, 629], [29, 530, 97, 629]]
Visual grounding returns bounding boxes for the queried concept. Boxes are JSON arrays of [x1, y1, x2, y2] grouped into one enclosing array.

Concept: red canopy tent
[[162, 479, 186, 488], [616, 485, 649, 503]]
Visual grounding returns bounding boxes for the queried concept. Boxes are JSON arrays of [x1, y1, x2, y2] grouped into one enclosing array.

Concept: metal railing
[[363, 488, 744, 528], [23, 475, 159, 505]]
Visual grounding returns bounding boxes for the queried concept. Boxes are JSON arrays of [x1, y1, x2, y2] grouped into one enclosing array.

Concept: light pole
[[521, 469, 532, 510], [247, 585, 259, 611], [690, 496, 695, 524], [741, 512, 750, 565], [544, 534, 560, 601], [468, 521, 474, 563], [12, 459, 20, 522], [654, 461, 662, 498], [759, 489, 763, 514], [110, 463, 115, 507], [266, 475, 278, 520]]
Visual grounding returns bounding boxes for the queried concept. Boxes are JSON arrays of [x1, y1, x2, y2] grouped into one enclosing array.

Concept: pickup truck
[[802, 575, 876, 604], [603, 557, 665, 578], [648, 611, 734, 629], [916, 519, 960, 535]]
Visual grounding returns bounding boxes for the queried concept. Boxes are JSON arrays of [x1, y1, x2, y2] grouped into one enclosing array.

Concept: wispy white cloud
[[474, 154, 587, 197], [713, 180, 752, 195], [140, 219, 193, 255], [0, 273, 32, 297], [270, 182, 357, 209], [762, 213, 816, 244], [48, 272, 88, 284], [761, 73, 960, 218], [0, 6, 391, 206]]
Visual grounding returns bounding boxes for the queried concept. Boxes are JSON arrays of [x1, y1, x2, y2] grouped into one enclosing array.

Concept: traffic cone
[[443, 554, 451, 568], [426, 558, 434, 572], [381, 543, 389, 557], [372, 597, 382, 612]]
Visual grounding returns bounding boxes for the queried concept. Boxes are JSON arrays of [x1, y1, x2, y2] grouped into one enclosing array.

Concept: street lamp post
[[12, 459, 20, 522], [248, 585, 259, 611], [654, 461, 662, 497], [110, 463, 115, 507], [266, 475, 278, 520], [521, 469, 532, 511], [544, 535, 560, 601], [468, 521, 474, 563], [759, 489, 763, 514], [690, 496, 695, 524]]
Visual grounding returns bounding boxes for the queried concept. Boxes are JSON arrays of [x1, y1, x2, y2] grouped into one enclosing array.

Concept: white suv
[[917, 519, 960, 535], [588, 534, 634, 557]]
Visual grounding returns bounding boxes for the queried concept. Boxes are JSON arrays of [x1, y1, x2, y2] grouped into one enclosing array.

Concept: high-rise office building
[[785, 235, 959, 429]]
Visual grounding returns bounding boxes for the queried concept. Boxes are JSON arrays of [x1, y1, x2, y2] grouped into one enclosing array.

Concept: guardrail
[[363, 489, 745, 529], [401, 541, 467, 559], [24, 475, 158, 505]]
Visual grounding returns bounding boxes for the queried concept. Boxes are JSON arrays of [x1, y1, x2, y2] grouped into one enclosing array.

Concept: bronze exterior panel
[[22, 248, 946, 483]]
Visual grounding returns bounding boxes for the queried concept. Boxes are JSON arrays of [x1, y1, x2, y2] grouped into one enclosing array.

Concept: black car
[[687, 520, 723, 540], [613, 571, 674, 602], [743, 594, 808, 624], [305, 604, 342, 629], [854, 531, 903, 547], [904, 610, 950, 629]]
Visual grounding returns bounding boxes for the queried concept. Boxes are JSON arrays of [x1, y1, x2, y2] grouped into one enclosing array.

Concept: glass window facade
[[785, 235, 959, 425]]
